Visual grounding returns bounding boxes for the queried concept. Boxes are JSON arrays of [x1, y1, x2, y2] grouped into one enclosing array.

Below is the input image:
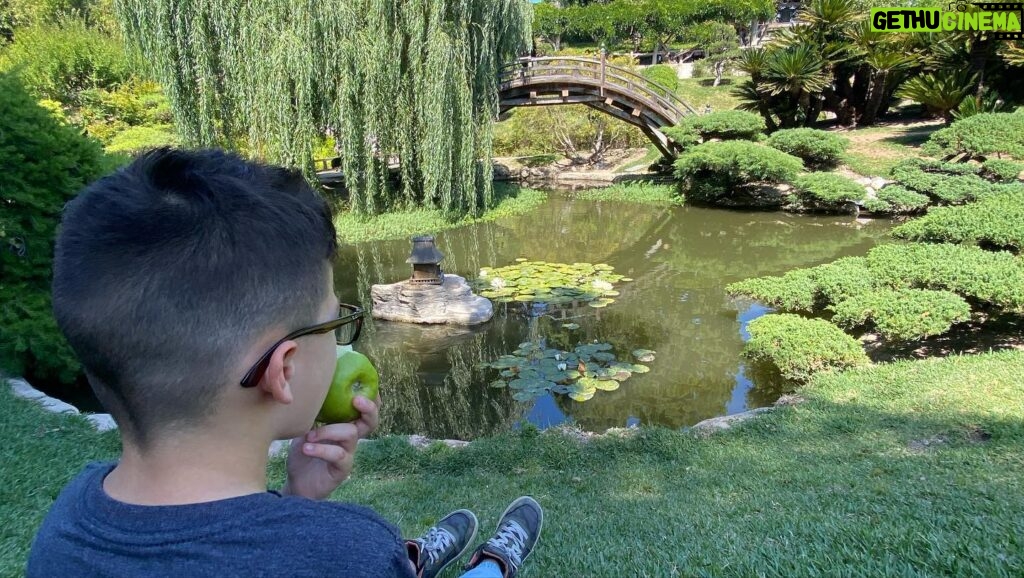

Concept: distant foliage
[[982, 159, 1024, 182], [673, 140, 802, 201], [666, 110, 765, 145], [640, 64, 678, 92], [743, 314, 869, 381], [892, 189, 1024, 251], [923, 112, 1024, 160], [0, 72, 110, 384], [792, 173, 864, 210], [0, 19, 135, 106], [765, 128, 848, 169], [832, 288, 971, 341]]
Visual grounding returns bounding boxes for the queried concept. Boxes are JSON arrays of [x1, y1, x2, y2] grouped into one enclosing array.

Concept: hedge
[[793, 173, 864, 210], [831, 288, 971, 341], [875, 185, 931, 213], [743, 314, 869, 381], [889, 159, 999, 204], [666, 110, 766, 144], [727, 256, 875, 312], [923, 112, 1024, 159], [866, 243, 1024, 312], [765, 128, 848, 168], [892, 189, 1024, 251], [640, 64, 679, 93], [673, 140, 803, 201], [982, 159, 1024, 182]]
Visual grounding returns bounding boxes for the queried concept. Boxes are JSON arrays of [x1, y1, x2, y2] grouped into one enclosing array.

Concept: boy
[[29, 148, 542, 578]]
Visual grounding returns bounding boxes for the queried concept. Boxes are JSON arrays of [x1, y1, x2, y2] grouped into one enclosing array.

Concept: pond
[[338, 192, 891, 440]]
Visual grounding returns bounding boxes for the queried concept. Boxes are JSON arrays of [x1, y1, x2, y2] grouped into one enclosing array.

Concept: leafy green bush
[[931, 174, 997, 204], [673, 140, 803, 201], [0, 19, 136, 105], [923, 112, 1024, 159], [667, 110, 765, 143], [727, 257, 876, 311], [862, 198, 892, 213], [0, 71, 110, 384], [765, 128, 848, 168], [875, 185, 931, 213], [892, 189, 1024, 251], [982, 159, 1024, 182], [743, 314, 869, 381], [105, 125, 178, 155], [865, 243, 1024, 312], [831, 288, 971, 341], [792, 173, 864, 210], [640, 64, 678, 92], [889, 159, 998, 204]]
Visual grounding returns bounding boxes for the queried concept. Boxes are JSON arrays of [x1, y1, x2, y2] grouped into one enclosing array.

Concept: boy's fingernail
[[304, 443, 315, 454]]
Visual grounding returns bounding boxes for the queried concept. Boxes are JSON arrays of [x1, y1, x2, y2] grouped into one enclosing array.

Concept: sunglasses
[[239, 303, 364, 388]]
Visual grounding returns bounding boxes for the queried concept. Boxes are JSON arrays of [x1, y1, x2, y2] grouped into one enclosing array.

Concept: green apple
[[317, 347, 380, 424]]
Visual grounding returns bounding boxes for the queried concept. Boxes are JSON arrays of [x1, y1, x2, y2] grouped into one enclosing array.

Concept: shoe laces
[[420, 527, 456, 565], [486, 520, 529, 568]]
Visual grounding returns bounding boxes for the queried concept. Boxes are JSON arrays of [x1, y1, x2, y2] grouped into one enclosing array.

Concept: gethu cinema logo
[[870, 4, 1022, 35]]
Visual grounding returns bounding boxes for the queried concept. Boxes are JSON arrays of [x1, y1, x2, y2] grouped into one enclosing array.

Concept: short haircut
[[52, 148, 337, 448]]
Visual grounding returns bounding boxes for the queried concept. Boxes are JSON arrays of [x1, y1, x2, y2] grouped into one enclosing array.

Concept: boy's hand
[[282, 395, 380, 500]]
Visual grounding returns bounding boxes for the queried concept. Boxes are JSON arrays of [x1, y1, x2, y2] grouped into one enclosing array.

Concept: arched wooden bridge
[[498, 56, 697, 159], [315, 56, 696, 179]]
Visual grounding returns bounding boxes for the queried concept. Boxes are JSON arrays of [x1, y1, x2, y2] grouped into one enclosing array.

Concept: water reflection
[[336, 194, 889, 439]]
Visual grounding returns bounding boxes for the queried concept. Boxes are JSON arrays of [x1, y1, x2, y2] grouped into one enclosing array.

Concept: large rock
[[371, 274, 493, 325]]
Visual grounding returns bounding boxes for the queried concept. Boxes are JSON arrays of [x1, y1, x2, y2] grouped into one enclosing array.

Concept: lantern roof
[[406, 235, 445, 264]]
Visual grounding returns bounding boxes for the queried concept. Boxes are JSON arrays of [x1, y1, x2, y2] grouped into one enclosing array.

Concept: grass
[[675, 77, 742, 112], [334, 184, 547, 244], [4, 349, 1024, 576], [570, 183, 683, 206], [838, 121, 944, 178]]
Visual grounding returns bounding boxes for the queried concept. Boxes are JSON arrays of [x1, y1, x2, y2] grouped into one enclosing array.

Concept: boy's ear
[[258, 341, 298, 404]]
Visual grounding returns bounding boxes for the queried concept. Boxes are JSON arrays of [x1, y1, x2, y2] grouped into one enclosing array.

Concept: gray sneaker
[[409, 509, 478, 578], [464, 496, 543, 578]]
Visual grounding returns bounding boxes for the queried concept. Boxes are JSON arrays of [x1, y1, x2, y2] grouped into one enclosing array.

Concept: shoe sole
[[494, 496, 543, 569], [429, 509, 478, 578]]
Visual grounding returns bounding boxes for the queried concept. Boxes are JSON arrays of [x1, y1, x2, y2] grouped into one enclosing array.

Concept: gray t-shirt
[[27, 461, 416, 577]]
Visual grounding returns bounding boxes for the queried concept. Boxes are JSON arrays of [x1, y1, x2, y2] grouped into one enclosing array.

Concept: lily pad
[[632, 349, 657, 362]]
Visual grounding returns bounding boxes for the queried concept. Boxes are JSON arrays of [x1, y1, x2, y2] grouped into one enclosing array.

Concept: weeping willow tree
[[114, 0, 531, 216]]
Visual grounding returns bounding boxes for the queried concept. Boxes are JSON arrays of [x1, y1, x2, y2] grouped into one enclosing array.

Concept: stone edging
[[7, 376, 804, 457]]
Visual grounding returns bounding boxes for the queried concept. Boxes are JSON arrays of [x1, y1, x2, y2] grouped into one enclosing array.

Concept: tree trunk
[[713, 61, 724, 86], [554, 35, 561, 52], [652, 42, 660, 66], [859, 70, 887, 126]]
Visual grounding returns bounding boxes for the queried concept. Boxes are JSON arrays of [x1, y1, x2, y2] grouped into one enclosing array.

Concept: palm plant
[[899, 70, 978, 121]]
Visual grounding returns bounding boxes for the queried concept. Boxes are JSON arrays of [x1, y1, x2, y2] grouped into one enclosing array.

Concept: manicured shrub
[[0, 72, 110, 383], [668, 110, 765, 143], [862, 198, 892, 213], [892, 189, 1024, 251], [931, 173, 996, 204], [673, 140, 803, 201], [875, 185, 931, 213], [865, 243, 1024, 312], [105, 125, 179, 155], [831, 288, 971, 341], [792, 173, 864, 210], [727, 269, 819, 312], [923, 112, 1024, 159], [982, 158, 1024, 182], [640, 64, 679, 93], [765, 128, 848, 168], [727, 256, 876, 311], [743, 314, 869, 381], [889, 159, 998, 204], [889, 164, 947, 196]]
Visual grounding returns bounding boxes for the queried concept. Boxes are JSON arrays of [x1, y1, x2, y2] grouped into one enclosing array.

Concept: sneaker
[[408, 509, 478, 578], [464, 496, 543, 578]]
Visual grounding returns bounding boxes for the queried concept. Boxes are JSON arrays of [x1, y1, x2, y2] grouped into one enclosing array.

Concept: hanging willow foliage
[[114, 0, 531, 216]]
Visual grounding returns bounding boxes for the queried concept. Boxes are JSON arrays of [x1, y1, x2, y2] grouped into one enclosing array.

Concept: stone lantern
[[407, 235, 445, 285]]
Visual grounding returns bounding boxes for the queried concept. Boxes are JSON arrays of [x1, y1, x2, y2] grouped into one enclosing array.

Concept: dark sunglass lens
[[335, 322, 358, 345]]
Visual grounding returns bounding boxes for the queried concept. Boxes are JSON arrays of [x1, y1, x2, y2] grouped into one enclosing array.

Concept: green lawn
[[838, 121, 945, 178], [4, 350, 1024, 577], [334, 184, 546, 244], [676, 77, 742, 112]]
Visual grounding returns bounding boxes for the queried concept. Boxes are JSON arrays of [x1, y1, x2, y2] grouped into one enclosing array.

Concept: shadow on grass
[[881, 124, 943, 148]]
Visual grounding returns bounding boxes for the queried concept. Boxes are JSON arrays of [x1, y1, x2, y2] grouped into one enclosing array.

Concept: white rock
[[870, 177, 888, 189], [856, 177, 872, 186], [8, 378, 46, 401], [372, 274, 493, 325], [864, 186, 877, 199], [37, 396, 79, 415], [85, 413, 118, 432]]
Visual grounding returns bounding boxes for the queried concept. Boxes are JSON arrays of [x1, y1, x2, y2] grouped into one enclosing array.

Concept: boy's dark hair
[[52, 148, 337, 448]]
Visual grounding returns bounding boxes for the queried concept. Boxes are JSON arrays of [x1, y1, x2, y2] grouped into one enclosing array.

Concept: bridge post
[[599, 47, 606, 97]]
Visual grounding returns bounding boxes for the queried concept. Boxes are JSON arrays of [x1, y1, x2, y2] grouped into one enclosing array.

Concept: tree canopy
[[115, 0, 532, 216]]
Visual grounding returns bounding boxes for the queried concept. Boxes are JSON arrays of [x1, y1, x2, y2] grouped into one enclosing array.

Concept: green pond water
[[337, 192, 891, 440]]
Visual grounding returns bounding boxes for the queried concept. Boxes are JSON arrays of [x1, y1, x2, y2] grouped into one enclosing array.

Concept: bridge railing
[[498, 56, 697, 121]]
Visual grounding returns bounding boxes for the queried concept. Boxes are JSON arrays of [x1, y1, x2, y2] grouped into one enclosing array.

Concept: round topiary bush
[[673, 140, 803, 202], [765, 128, 849, 168], [743, 314, 869, 381], [831, 288, 971, 341], [640, 64, 679, 93], [792, 172, 864, 211]]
